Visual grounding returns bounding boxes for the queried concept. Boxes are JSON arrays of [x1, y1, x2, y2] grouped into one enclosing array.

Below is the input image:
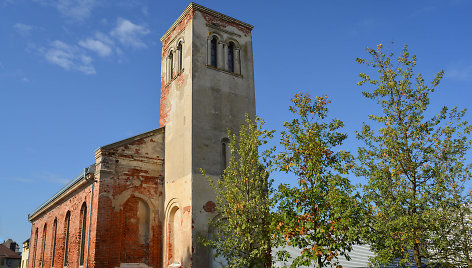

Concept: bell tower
[[159, 3, 255, 267]]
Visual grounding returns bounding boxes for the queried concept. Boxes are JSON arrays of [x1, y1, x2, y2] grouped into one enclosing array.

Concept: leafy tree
[[274, 93, 361, 268], [427, 193, 472, 266], [201, 115, 275, 268], [355, 44, 472, 267]]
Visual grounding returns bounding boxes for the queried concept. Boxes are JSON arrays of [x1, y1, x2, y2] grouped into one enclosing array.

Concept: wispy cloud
[[36, 0, 96, 21], [0, 65, 30, 82], [111, 18, 150, 48], [8, 177, 34, 183], [44, 40, 96, 74], [42, 173, 70, 184], [410, 5, 436, 17], [13, 23, 34, 36], [7, 172, 69, 184], [348, 18, 378, 37], [79, 36, 113, 57], [1, 0, 14, 7], [446, 64, 472, 81]]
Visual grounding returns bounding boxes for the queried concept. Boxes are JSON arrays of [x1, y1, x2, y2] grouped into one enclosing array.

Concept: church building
[[27, 3, 255, 267]]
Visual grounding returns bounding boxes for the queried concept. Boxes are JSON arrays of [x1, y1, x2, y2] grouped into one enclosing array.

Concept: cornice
[[160, 2, 253, 42]]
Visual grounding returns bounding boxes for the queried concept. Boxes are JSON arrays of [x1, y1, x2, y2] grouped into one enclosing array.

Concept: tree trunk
[[414, 245, 422, 268], [318, 255, 322, 268]]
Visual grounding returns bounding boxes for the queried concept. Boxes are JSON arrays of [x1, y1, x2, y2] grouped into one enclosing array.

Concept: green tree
[[201, 115, 275, 268], [427, 193, 472, 266], [355, 44, 472, 267], [274, 93, 361, 268]]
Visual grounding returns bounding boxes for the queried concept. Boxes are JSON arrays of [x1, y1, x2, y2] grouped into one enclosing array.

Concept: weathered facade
[[27, 3, 255, 268]]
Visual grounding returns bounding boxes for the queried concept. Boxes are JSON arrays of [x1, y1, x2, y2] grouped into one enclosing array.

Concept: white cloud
[[110, 18, 150, 48], [44, 40, 96, 74], [79, 32, 116, 57], [36, 0, 96, 21], [14, 23, 34, 36], [79, 38, 112, 57], [447, 64, 472, 81]]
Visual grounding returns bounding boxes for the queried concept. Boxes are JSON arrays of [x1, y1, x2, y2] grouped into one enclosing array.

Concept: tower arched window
[[228, 42, 234, 73], [63, 211, 71, 266], [210, 36, 217, 67], [177, 41, 183, 73], [168, 51, 174, 82], [79, 203, 87, 266]]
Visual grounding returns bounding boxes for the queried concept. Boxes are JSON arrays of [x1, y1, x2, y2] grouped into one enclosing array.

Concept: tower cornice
[[160, 2, 254, 43]]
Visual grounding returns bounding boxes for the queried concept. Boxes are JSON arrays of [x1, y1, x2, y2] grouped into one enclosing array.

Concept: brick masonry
[[28, 129, 165, 268]]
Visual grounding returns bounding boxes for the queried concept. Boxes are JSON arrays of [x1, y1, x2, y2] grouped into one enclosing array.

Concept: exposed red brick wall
[[94, 130, 165, 268], [162, 10, 194, 57], [28, 130, 165, 268], [28, 181, 96, 268]]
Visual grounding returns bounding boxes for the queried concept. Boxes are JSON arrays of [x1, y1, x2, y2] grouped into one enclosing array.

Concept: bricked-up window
[[228, 42, 234, 73], [121, 197, 151, 264], [51, 218, 57, 267], [210, 36, 217, 67], [79, 203, 87, 266], [33, 228, 38, 267], [63, 211, 71, 266], [221, 137, 230, 174], [177, 41, 183, 73], [41, 224, 47, 267]]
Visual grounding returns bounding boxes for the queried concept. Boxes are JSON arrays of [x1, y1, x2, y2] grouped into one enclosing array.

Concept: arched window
[[177, 41, 183, 73], [228, 42, 234, 73], [41, 224, 47, 267], [63, 211, 71, 266], [33, 228, 38, 267], [79, 203, 87, 266], [210, 36, 217, 67], [168, 52, 174, 81], [51, 219, 57, 267]]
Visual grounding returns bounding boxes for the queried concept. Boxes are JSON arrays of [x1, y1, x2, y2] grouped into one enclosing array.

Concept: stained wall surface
[[160, 4, 255, 267], [93, 128, 165, 268]]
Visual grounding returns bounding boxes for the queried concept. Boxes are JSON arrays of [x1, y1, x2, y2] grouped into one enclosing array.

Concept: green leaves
[[356, 44, 472, 267], [201, 44, 471, 268], [202, 115, 275, 268], [274, 93, 361, 268]]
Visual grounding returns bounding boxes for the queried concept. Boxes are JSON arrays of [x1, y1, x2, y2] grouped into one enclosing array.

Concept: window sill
[[165, 69, 184, 88], [206, 65, 243, 78]]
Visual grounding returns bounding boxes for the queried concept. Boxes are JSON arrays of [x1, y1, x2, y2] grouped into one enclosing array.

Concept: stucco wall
[[160, 4, 255, 267]]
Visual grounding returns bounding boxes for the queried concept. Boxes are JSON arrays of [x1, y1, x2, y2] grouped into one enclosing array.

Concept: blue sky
[[1, 0, 472, 244]]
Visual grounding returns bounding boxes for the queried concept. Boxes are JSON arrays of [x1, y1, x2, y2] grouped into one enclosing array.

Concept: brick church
[[27, 3, 255, 267]]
